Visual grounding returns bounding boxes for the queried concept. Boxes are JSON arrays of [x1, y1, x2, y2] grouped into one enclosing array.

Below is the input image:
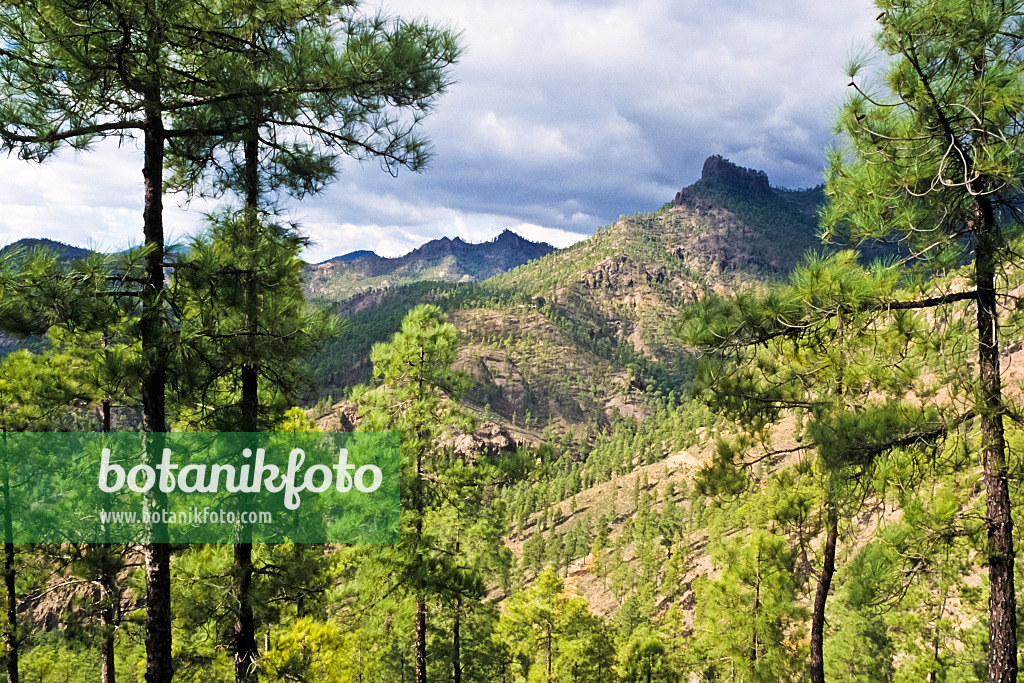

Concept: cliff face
[[699, 154, 770, 194], [674, 155, 772, 206]]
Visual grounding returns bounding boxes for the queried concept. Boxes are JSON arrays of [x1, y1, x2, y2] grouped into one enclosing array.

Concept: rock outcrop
[[675, 155, 771, 206]]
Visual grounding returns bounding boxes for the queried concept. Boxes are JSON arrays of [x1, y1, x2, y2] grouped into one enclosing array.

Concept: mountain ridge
[[0, 237, 93, 262], [311, 155, 837, 432], [303, 228, 556, 301]]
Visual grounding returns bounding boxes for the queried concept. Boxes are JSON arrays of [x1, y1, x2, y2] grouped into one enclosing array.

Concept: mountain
[[480, 156, 830, 359], [668, 154, 826, 274], [0, 237, 93, 262], [327, 249, 380, 262], [312, 156, 837, 431], [304, 229, 556, 302]]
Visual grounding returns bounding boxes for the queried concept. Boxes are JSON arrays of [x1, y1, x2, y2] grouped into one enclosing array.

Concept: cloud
[[0, 0, 880, 260]]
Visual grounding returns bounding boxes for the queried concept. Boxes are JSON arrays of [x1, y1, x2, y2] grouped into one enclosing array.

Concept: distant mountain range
[[2, 229, 556, 304], [304, 229, 556, 302], [5, 155, 844, 406]]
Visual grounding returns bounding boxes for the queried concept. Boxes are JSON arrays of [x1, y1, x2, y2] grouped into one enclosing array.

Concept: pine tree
[[678, 250, 940, 683], [820, 3, 1024, 679], [0, 5, 460, 679], [350, 304, 480, 683], [498, 567, 613, 683], [617, 627, 677, 683], [694, 528, 807, 682]]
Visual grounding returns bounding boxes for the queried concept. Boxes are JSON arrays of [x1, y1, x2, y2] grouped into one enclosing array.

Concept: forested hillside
[[311, 156, 831, 416]]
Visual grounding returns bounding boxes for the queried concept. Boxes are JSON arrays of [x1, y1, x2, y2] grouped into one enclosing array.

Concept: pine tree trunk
[[415, 596, 428, 683], [414, 419, 428, 683], [234, 129, 261, 683], [4, 541, 15, 683], [809, 506, 837, 683], [750, 546, 760, 676], [144, 543, 171, 683], [100, 550, 116, 683], [234, 538, 257, 683], [100, 400, 116, 683], [3, 469, 17, 683], [453, 594, 461, 683], [546, 631, 552, 683], [141, 46, 173, 683], [975, 203, 1017, 683]]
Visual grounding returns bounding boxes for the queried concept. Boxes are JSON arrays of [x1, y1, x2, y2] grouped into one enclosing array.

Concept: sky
[[0, 0, 880, 263]]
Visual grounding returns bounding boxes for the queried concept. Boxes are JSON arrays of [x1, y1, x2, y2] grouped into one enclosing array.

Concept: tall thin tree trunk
[[809, 505, 837, 683], [545, 631, 552, 683], [3, 468, 17, 683], [414, 512, 427, 683], [234, 539, 257, 683], [453, 595, 461, 683], [415, 595, 428, 683], [414, 426, 428, 683], [750, 546, 760, 676], [452, 534, 462, 683], [100, 398, 117, 683], [140, 33, 173, 681], [928, 573, 949, 683], [100, 546, 117, 683], [234, 128, 261, 683], [975, 201, 1017, 683]]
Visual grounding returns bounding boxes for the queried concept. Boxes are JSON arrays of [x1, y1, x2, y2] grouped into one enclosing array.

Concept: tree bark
[[100, 401, 117, 683], [453, 594, 461, 683], [3, 467, 17, 683], [975, 199, 1017, 683], [546, 631, 552, 683], [414, 418, 428, 683], [750, 545, 760, 676], [4, 541, 15, 683], [100, 545, 117, 683], [234, 539, 257, 683], [415, 596, 428, 683], [233, 127, 260, 683], [809, 505, 838, 683], [140, 12, 172, 676]]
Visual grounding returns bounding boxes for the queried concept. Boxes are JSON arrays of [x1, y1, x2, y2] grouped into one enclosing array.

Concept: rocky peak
[[699, 155, 770, 194], [496, 229, 523, 243]]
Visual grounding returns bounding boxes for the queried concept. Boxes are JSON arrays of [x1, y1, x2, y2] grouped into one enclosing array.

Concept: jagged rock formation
[[447, 421, 520, 461], [675, 155, 773, 206], [314, 400, 520, 461], [699, 154, 770, 194], [577, 254, 667, 291]]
